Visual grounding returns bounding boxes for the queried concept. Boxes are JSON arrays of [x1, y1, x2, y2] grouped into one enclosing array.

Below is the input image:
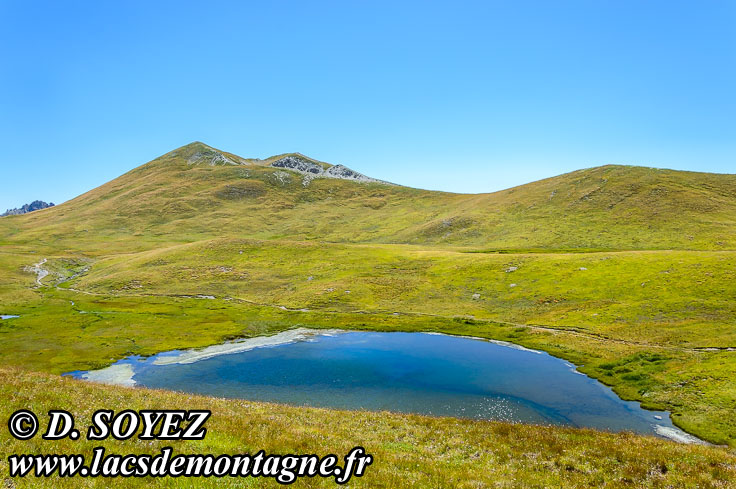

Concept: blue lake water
[[69, 330, 696, 441]]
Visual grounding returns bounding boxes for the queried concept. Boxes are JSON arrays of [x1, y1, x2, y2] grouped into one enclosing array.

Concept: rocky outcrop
[[270, 155, 390, 185], [177, 143, 393, 186], [2, 200, 55, 217], [270, 155, 324, 175], [187, 148, 243, 166], [324, 164, 376, 181]]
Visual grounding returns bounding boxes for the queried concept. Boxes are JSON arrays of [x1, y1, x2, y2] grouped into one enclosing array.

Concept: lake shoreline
[[68, 328, 709, 446]]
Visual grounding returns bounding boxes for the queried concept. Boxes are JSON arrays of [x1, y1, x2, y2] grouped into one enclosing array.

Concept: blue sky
[[0, 1, 734, 211]]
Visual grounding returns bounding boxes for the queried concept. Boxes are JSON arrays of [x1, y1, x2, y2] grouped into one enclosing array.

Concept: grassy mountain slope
[[3, 142, 736, 253]]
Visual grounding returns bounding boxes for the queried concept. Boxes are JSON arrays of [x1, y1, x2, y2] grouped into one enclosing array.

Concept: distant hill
[[1, 200, 54, 217], [2, 141, 736, 252]]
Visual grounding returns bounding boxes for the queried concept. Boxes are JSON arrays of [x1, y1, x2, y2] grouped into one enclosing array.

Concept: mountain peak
[[1, 200, 55, 217], [164, 143, 391, 185], [169, 142, 246, 167]]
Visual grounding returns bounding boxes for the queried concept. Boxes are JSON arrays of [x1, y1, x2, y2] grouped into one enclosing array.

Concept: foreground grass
[[0, 367, 734, 488]]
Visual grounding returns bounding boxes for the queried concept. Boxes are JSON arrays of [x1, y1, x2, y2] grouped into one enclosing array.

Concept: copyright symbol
[[8, 410, 38, 440]]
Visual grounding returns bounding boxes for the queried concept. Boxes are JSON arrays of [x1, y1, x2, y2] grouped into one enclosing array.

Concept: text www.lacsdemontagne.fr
[[9, 446, 372, 484]]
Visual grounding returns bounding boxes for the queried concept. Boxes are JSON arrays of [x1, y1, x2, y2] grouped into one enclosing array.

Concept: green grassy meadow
[[0, 143, 734, 486]]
